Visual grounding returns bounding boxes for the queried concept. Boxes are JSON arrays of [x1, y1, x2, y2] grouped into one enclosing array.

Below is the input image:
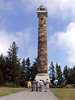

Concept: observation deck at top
[[37, 5, 48, 17]]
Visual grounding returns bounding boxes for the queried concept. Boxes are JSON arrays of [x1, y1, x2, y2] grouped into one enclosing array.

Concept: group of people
[[28, 79, 49, 92]]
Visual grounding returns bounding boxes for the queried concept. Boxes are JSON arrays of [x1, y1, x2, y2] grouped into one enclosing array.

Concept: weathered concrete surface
[[37, 5, 48, 73], [0, 90, 58, 100]]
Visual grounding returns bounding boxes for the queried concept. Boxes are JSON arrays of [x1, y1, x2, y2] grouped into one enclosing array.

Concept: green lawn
[[51, 88, 75, 100], [0, 87, 25, 96]]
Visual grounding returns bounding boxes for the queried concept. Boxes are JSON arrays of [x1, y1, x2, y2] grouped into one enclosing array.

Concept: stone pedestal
[[35, 73, 50, 89], [35, 73, 50, 81]]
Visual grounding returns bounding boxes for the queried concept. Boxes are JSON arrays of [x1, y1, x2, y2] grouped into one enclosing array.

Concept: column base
[[35, 73, 50, 82]]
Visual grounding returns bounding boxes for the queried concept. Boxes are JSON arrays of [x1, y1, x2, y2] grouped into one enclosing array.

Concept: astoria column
[[37, 5, 48, 73]]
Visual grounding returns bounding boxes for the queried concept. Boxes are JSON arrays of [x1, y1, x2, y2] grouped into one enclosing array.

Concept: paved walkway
[[0, 90, 58, 100]]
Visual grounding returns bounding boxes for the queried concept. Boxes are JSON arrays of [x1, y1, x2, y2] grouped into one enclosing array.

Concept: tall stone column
[[37, 5, 48, 73], [35, 5, 49, 82]]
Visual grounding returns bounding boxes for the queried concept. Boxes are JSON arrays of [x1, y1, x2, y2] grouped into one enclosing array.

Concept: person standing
[[32, 80, 36, 91], [39, 80, 43, 92], [46, 79, 49, 89], [28, 80, 31, 88], [36, 81, 39, 91], [44, 80, 47, 92], [44, 79, 49, 92]]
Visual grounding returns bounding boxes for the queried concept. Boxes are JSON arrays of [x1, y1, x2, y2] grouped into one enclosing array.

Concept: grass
[[51, 88, 75, 100], [0, 87, 25, 96]]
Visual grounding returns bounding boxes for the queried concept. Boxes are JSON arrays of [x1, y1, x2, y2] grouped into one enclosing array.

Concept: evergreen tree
[[7, 41, 20, 84], [69, 67, 75, 84], [63, 65, 69, 84], [31, 58, 38, 81], [26, 57, 30, 67], [56, 63, 63, 85], [0, 54, 5, 85], [22, 59, 26, 69], [49, 61, 55, 84], [18, 58, 25, 86], [25, 57, 31, 81], [4, 57, 12, 82]]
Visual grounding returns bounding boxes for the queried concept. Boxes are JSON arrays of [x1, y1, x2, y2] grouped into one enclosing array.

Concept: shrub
[[65, 84, 73, 88], [72, 84, 75, 88], [5, 82, 18, 87]]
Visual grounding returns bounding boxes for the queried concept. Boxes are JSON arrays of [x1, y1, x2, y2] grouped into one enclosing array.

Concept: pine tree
[[7, 41, 20, 84], [4, 57, 12, 82], [22, 59, 26, 69], [63, 65, 69, 84], [19, 58, 26, 86], [31, 58, 38, 81], [0, 54, 5, 85], [69, 67, 75, 84], [26, 57, 31, 67], [49, 61, 55, 84], [25, 57, 31, 81], [56, 63, 63, 85]]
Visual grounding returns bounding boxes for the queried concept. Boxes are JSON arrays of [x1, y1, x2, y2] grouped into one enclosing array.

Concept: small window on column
[[41, 17, 43, 20]]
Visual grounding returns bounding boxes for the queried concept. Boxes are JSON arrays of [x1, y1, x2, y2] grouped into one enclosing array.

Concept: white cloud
[[0, 30, 13, 55], [0, 28, 35, 59], [49, 22, 75, 65]]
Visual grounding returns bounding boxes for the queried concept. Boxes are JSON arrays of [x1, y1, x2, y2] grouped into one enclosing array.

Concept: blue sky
[[0, 0, 75, 67]]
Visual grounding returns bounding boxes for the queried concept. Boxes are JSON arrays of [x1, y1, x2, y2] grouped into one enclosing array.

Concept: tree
[[25, 57, 31, 81], [7, 41, 20, 84], [56, 63, 63, 85], [4, 57, 12, 82], [63, 65, 70, 84], [22, 59, 26, 69], [30, 58, 38, 81], [49, 61, 55, 84], [25, 57, 30, 67], [0, 54, 5, 85], [69, 67, 75, 84], [19, 58, 26, 86]]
